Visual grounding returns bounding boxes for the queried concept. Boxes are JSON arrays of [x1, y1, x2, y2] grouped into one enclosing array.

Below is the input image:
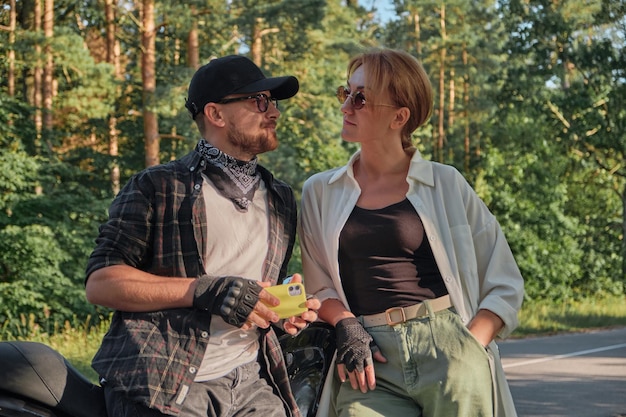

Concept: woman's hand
[[335, 317, 387, 393], [467, 309, 504, 347], [281, 274, 321, 335]]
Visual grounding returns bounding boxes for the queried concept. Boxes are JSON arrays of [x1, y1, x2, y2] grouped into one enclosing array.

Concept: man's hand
[[281, 273, 321, 335], [193, 275, 280, 328], [240, 281, 283, 330]]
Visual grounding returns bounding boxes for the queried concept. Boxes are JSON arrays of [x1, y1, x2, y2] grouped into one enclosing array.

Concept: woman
[[299, 48, 524, 417]]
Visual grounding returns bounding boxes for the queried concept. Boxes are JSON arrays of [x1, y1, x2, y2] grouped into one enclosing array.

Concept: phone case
[[264, 283, 308, 319]]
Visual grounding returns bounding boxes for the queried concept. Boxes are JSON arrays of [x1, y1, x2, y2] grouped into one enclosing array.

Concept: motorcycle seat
[[0, 341, 107, 417]]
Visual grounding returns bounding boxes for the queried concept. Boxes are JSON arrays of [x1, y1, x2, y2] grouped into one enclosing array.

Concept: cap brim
[[233, 75, 299, 100]]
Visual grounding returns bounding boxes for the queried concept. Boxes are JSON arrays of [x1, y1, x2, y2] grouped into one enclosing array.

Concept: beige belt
[[361, 295, 453, 327]]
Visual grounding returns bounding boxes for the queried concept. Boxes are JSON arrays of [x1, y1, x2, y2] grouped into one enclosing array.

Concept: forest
[[1, 0, 625, 338]]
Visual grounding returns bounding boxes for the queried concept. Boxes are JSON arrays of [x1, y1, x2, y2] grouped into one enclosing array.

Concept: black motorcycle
[[0, 323, 335, 417]]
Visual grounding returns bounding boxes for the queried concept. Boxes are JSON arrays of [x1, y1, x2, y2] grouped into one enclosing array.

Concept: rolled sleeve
[[473, 220, 525, 338]]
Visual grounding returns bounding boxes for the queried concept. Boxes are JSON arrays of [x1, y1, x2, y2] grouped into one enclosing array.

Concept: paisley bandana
[[196, 139, 261, 212]]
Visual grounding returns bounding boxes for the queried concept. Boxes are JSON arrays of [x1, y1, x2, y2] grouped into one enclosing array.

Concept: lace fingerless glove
[[335, 317, 379, 372]]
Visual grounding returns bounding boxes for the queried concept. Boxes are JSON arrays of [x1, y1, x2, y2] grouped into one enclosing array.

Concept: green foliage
[[0, 97, 110, 340], [257, 0, 372, 192], [0, 148, 40, 210], [0, 224, 95, 334], [6, 161, 111, 280], [1, 0, 625, 342], [51, 28, 117, 122], [0, 96, 38, 153], [476, 141, 585, 301]]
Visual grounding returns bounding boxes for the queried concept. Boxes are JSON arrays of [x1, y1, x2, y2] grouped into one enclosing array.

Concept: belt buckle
[[385, 307, 406, 326]]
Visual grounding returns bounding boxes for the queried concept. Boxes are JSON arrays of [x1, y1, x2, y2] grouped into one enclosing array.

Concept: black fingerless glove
[[193, 275, 261, 328], [335, 317, 379, 372]]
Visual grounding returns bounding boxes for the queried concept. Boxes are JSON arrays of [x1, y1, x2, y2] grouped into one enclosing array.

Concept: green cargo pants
[[334, 307, 494, 417]]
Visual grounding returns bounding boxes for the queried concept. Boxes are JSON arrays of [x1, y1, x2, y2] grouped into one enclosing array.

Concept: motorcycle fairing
[[279, 322, 336, 417]]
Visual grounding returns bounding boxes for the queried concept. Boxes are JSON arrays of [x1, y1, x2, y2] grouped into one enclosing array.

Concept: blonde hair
[[347, 48, 433, 150]]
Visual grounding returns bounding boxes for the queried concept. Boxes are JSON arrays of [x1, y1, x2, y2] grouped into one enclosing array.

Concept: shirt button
[[429, 236, 436, 241], [201, 331, 208, 338], [189, 367, 197, 374], [194, 184, 201, 191], [190, 166, 195, 172]]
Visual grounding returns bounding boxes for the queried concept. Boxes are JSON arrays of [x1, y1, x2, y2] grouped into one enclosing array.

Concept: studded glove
[[193, 275, 262, 328]]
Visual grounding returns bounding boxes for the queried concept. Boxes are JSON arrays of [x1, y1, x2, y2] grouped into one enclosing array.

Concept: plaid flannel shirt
[[85, 142, 300, 417]]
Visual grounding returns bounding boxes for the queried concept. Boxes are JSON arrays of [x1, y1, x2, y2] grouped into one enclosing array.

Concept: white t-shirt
[[195, 174, 269, 381]]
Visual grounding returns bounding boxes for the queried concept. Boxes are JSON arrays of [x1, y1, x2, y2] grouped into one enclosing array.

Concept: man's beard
[[226, 121, 278, 156]]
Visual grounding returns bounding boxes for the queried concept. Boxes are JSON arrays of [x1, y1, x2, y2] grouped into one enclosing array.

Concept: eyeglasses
[[336, 86, 397, 110], [217, 93, 278, 112]]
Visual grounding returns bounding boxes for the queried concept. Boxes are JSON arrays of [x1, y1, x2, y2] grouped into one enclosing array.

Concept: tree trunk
[[252, 18, 263, 66], [34, 0, 43, 145], [251, 18, 279, 67], [42, 0, 54, 138], [142, 0, 159, 167], [187, 9, 199, 69], [437, 3, 446, 163], [7, 0, 16, 97], [463, 42, 470, 171], [412, 9, 422, 57], [105, 0, 120, 194], [448, 67, 455, 130]]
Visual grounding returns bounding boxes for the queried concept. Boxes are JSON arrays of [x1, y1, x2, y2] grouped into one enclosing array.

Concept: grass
[[2, 314, 106, 382], [511, 294, 626, 337], [2, 295, 625, 384]]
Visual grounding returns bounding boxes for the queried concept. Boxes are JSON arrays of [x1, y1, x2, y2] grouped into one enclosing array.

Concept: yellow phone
[[264, 282, 308, 319]]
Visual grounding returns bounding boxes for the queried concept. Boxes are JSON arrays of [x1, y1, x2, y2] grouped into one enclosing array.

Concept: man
[[85, 55, 319, 417]]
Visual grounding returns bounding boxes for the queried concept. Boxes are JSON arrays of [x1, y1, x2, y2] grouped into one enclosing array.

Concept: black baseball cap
[[185, 55, 299, 119]]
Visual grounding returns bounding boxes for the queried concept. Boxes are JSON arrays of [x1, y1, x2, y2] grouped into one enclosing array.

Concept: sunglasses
[[217, 93, 278, 112], [336, 86, 397, 110]]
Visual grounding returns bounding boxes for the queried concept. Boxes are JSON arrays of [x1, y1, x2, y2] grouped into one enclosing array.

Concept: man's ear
[[391, 107, 410, 130], [204, 103, 226, 127]]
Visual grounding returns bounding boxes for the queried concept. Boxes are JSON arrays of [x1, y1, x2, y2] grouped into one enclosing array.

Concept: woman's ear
[[391, 107, 410, 130], [204, 103, 226, 127]]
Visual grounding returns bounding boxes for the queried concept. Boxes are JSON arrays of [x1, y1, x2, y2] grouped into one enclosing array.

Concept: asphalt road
[[499, 326, 626, 417]]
